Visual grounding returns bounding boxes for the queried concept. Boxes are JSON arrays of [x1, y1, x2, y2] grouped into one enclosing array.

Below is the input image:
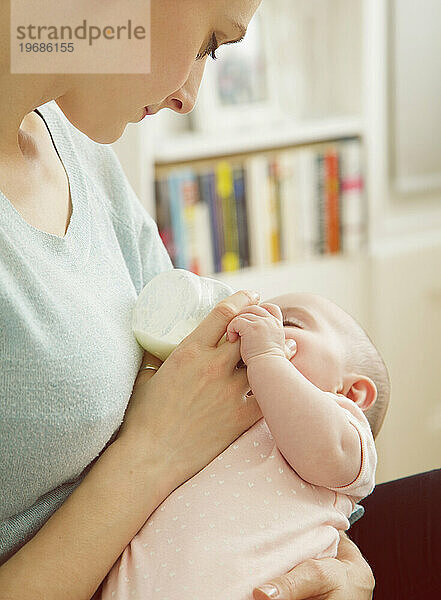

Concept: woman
[[0, 1, 374, 598]]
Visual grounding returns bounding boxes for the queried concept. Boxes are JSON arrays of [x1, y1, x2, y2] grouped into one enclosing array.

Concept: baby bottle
[[132, 269, 235, 361]]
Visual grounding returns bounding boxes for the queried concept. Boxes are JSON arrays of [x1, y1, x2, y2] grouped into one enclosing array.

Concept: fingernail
[[248, 290, 260, 302], [286, 339, 296, 351], [254, 584, 279, 598]]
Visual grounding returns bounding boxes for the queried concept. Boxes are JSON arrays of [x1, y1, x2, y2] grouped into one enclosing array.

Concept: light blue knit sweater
[[0, 100, 173, 564]]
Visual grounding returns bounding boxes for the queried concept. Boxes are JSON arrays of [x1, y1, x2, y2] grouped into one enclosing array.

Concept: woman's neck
[[0, 2, 67, 161]]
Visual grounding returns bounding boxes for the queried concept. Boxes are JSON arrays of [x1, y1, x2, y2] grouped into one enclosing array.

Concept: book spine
[[316, 150, 326, 255], [296, 147, 317, 259], [214, 167, 225, 270], [181, 169, 201, 275], [339, 138, 366, 253], [233, 165, 250, 268], [245, 155, 270, 267], [168, 172, 188, 269], [216, 161, 240, 272], [268, 158, 282, 263], [195, 199, 215, 276], [155, 177, 176, 265], [278, 150, 296, 263], [325, 147, 340, 253], [199, 171, 221, 272]]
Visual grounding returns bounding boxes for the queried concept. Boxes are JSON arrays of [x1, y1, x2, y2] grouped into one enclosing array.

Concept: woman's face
[[56, 0, 261, 143]]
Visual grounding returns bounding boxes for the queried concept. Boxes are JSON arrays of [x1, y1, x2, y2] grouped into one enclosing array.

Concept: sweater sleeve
[[96, 144, 174, 295], [134, 192, 174, 290]]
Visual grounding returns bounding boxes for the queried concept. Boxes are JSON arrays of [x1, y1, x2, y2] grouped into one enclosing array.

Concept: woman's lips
[[144, 106, 157, 117], [138, 106, 150, 121], [139, 105, 158, 121]]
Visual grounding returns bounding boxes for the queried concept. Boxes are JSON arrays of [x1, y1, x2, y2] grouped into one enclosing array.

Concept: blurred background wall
[[112, 0, 441, 484]]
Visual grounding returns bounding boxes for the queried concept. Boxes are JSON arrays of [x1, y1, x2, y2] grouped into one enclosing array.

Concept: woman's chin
[[55, 98, 123, 144], [88, 122, 128, 144]]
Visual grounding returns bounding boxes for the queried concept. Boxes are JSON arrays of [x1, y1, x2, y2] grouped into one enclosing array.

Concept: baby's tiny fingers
[[233, 304, 275, 319], [227, 329, 238, 343], [227, 314, 257, 340], [258, 302, 283, 323]]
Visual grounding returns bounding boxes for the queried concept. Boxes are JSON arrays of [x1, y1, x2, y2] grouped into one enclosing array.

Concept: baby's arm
[[227, 304, 370, 490], [247, 353, 363, 488]]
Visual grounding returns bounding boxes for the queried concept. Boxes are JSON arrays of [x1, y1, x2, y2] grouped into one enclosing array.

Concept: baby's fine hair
[[341, 317, 391, 439]]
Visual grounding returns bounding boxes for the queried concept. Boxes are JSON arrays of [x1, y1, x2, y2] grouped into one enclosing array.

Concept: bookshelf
[[112, 0, 441, 484], [153, 116, 363, 165]]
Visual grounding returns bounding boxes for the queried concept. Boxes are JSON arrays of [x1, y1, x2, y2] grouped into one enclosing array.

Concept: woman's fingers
[[253, 557, 342, 600], [136, 350, 163, 381], [231, 364, 253, 393], [231, 370, 263, 422], [187, 289, 260, 348], [140, 350, 163, 369], [218, 332, 244, 369]]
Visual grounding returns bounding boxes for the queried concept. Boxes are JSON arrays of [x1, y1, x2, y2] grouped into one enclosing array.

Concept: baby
[[101, 292, 390, 600]]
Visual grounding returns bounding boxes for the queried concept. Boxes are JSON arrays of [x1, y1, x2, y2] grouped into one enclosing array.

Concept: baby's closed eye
[[282, 318, 304, 329]]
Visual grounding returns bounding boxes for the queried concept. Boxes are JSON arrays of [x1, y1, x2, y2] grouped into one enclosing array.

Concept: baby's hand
[[226, 303, 296, 365]]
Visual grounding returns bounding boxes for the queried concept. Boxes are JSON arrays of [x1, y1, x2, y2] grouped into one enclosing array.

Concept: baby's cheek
[[290, 350, 321, 387], [290, 353, 305, 374]]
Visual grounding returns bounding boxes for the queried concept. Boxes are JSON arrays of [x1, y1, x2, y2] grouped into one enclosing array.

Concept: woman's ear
[[343, 375, 377, 412]]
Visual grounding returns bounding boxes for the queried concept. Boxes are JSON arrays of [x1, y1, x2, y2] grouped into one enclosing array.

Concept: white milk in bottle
[[132, 269, 235, 361]]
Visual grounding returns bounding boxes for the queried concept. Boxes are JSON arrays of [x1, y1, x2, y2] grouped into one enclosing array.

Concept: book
[[325, 146, 340, 254], [316, 149, 326, 255], [154, 136, 366, 274], [167, 171, 188, 269], [297, 147, 320, 258], [193, 198, 215, 276], [233, 165, 250, 268], [199, 170, 221, 272], [339, 138, 366, 253], [180, 169, 202, 275], [245, 154, 271, 267], [267, 158, 282, 263], [155, 177, 176, 265], [216, 161, 240, 272], [278, 149, 298, 263]]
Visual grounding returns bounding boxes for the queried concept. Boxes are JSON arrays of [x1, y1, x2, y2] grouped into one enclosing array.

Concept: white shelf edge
[[153, 116, 364, 164], [207, 252, 368, 282]]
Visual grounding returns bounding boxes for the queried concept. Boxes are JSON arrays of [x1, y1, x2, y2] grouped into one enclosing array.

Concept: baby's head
[[266, 292, 390, 439]]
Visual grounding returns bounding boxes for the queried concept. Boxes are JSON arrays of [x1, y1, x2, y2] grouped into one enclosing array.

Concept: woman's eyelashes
[[196, 32, 219, 61]]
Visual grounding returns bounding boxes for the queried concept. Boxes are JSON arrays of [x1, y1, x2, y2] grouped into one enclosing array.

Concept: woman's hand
[[116, 289, 264, 492], [253, 531, 374, 600]]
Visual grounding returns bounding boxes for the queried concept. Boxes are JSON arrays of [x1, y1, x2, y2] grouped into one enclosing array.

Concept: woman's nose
[[164, 97, 185, 113], [161, 86, 196, 114], [162, 59, 206, 114]]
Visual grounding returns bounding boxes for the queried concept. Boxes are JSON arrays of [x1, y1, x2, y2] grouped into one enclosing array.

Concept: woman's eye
[[196, 33, 219, 61]]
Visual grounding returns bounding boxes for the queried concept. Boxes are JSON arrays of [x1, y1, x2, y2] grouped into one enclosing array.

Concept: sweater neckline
[[0, 100, 91, 267]]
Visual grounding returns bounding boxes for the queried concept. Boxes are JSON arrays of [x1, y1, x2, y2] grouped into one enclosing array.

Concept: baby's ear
[[343, 375, 377, 412]]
